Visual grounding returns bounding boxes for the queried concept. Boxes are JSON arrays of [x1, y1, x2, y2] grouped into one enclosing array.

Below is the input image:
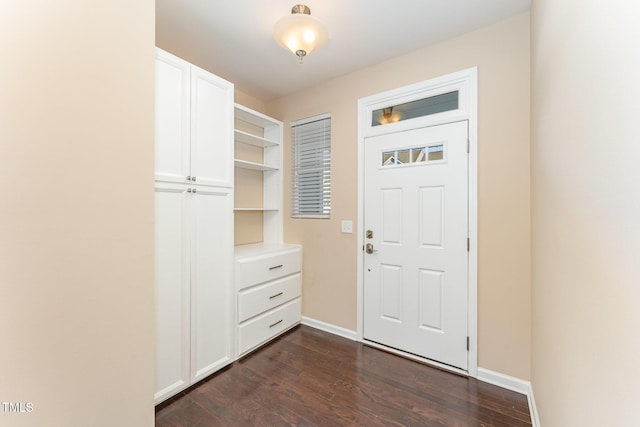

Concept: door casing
[[356, 67, 478, 377]]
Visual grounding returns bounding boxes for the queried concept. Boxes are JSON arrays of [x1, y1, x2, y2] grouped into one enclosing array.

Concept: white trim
[[356, 67, 478, 376], [477, 368, 540, 427], [291, 112, 331, 127], [360, 68, 476, 139], [477, 367, 529, 394], [291, 214, 331, 220], [301, 316, 357, 341], [528, 383, 541, 427], [466, 68, 479, 378]]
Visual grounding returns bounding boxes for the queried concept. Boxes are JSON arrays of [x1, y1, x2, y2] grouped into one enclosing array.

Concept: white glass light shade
[[273, 13, 328, 59]]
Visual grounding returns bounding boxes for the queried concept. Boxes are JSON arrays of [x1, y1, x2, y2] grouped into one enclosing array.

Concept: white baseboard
[[528, 383, 540, 427], [301, 316, 357, 341], [477, 367, 529, 394], [477, 368, 540, 427]]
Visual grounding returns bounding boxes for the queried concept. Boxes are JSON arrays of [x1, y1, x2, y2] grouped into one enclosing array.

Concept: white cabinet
[[154, 54, 302, 401], [154, 48, 234, 404], [154, 183, 234, 404], [156, 49, 234, 188], [235, 243, 302, 357], [233, 106, 301, 357]]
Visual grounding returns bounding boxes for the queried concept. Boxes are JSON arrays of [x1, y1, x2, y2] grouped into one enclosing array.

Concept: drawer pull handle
[[269, 319, 283, 328], [269, 264, 284, 271], [269, 292, 284, 300]]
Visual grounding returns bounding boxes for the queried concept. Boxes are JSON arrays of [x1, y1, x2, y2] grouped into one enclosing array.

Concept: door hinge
[[467, 238, 470, 252], [467, 336, 470, 351], [467, 138, 470, 154]]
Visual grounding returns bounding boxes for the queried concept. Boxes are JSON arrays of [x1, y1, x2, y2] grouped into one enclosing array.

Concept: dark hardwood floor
[[156, 325, 531, 426]]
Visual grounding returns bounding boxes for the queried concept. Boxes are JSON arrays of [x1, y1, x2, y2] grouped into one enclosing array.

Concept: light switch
[[341, 220, 353, 234]]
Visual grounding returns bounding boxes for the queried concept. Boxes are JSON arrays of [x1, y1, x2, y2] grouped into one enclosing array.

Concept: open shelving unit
[[233, 103, 283, 245]]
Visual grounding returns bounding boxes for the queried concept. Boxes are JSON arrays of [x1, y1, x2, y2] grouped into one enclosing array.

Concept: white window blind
[[291, 114, 331, 218]]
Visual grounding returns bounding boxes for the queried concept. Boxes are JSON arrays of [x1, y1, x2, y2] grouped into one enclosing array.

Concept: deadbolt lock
[[366, 229, 373, 239]]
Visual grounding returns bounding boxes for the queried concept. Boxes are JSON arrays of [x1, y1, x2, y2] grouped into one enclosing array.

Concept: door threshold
[[362, 339, 469, 377]]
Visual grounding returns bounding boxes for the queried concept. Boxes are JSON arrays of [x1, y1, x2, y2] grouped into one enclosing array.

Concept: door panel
[[155, 52, 190, 183], [381, 264, 402, 321], [418, 269, 444, 331], [154, 183, 190, 401], [190, 69, 233, 187], [419, 186, 444, 247], [363, 121, 468, 370], [191, 187, 234, 382], [381, 188, 402, 244]]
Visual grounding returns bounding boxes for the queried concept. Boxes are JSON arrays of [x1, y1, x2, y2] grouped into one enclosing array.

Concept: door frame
[[356, 67, 478, 377]]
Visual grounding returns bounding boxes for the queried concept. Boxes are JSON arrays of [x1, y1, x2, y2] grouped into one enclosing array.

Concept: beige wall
[[531, 1, 640, 425], [268, 14, 531, 379], [235, 89, 267, 114], [0, 2, 155, 426]]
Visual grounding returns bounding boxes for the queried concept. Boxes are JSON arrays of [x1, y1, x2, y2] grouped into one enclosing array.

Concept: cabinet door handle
[[192, 188, 197, 194], [269, 319, 283, 328], [269, 292, 283, 300], [269, 264, 283, 271], [191, 176, 196, 182], [186, 176, 192, 181]]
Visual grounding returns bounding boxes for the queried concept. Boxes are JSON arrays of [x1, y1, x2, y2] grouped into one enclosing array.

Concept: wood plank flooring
[[156, 325, 531, 426]]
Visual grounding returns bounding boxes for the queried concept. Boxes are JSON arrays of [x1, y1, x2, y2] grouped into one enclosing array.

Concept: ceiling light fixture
[[273, 4, 328, 64]]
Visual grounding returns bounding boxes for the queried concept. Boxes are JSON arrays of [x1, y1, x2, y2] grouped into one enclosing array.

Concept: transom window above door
[[371, 91, 459, 126]]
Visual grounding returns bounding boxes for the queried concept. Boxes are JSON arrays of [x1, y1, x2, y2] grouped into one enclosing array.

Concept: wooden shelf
[[235, 104, 281, 129], [234, 159, 278, 172], [234, 129, 278, 148]]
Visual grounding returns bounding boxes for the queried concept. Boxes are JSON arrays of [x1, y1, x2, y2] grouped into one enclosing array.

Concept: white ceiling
[[156, 0, 530, 101]]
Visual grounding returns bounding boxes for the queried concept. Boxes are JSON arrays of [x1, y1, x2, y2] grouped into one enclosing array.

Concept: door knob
[[366, 243, 377, 254]]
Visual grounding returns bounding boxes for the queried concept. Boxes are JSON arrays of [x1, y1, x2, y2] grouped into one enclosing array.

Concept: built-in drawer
[[236, 247, 301, 290], [238, 273, 301, 323], [238, 298, 301, 356]]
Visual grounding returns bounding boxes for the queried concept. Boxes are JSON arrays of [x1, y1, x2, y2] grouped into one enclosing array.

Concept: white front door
[[363, 121, 469, 370]]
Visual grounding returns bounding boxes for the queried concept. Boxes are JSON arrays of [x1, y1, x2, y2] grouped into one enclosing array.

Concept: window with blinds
[[291, 113, 331, 218]]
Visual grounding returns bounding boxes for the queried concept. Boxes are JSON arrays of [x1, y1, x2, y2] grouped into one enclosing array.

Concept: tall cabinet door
[[190, 186, 234, 382], [155, 51, 190, 184], [155, 48, 234, 405], [190, 67, 234, 188], [154, 182, 190, 402]]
